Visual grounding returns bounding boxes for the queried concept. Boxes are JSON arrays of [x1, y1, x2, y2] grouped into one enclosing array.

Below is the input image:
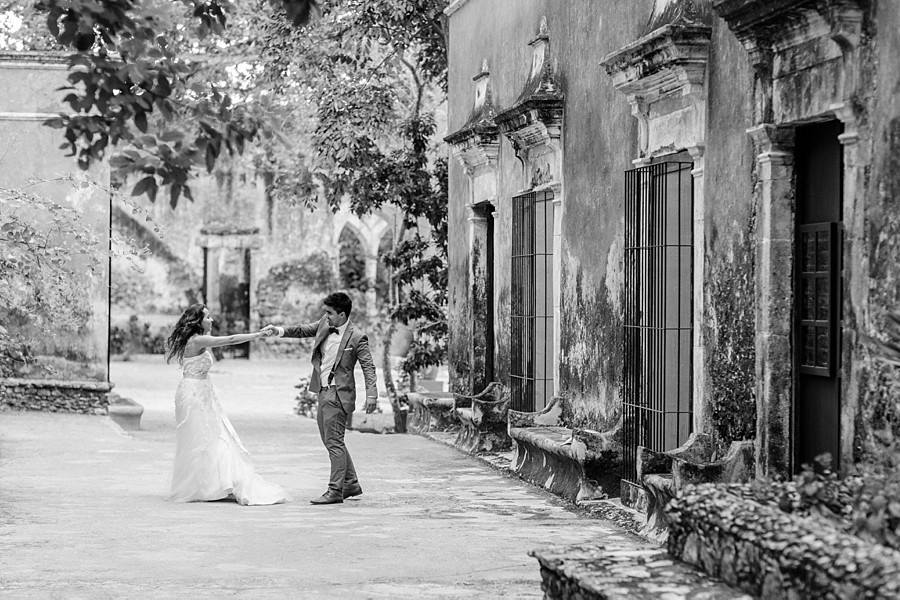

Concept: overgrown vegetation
[[2, 0, 450, 388]]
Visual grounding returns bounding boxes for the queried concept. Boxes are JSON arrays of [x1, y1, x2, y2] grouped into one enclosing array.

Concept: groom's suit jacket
[[282, 317, 377, 413]]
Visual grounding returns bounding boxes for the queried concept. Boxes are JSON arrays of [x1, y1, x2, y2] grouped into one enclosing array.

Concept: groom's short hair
[[323, 292, 352, 316]]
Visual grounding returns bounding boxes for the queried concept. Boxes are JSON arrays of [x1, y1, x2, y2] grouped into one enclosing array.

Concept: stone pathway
[[0, 357, 660, 599]]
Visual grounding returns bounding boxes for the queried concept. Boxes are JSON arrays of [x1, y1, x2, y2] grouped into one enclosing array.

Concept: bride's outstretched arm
[[191, 331, 267, 349]]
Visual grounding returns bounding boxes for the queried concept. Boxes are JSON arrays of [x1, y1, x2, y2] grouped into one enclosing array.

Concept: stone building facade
[[0, 51, 112, 410], [445, 0, 900, 491], [113, 154, 398, 357]]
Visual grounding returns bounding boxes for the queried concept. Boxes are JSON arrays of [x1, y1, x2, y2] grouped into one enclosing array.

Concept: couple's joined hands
[[257, 324, 278, 338]]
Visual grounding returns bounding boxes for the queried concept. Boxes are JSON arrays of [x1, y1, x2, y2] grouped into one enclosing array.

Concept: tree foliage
[[0, 185, 101, 375], [22, 0, 450, 382]]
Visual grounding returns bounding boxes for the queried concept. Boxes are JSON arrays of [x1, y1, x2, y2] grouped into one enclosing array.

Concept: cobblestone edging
[[530, 544, 752, 600], [667, 484, 900, 599], [419, 430, 646, 535], [0, 378, 112, 414]]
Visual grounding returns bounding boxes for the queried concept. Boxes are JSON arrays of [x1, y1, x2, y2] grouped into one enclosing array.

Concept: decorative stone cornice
[[494, 17, 564, 162], [444, 59, 500, 177], [712, 0, 863, 71], [600, 23, 712, 101], [601, 0, 712, 160]]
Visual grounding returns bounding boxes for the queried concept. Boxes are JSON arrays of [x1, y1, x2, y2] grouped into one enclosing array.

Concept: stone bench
[[406, 391, 457, 435], [453, 382, 510, 453], [531, 543, 752, 599], [508, 397, 621, 502], [107, 393, 144, 431], [637, 433, 754, 539]]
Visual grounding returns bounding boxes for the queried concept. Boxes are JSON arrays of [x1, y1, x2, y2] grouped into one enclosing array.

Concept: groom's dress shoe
[[310, 491, 343, 505], [343, 483, 363, 499]]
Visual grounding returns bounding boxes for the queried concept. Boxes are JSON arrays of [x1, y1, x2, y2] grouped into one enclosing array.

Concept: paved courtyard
[[0, 357, 651, 599]]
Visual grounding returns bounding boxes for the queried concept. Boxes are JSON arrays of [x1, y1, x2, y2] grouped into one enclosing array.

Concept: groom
[[265, 292, 378, 505]]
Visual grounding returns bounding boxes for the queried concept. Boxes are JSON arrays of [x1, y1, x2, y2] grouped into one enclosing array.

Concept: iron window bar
[[510, 189, 555, 412], [622, 161, 694, 485]]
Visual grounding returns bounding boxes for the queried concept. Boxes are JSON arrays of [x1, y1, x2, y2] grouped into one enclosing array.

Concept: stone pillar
[[748, 123, 795, 479], [203, 247, 222, 315], [833, 102, 868, 473], [468, 205, 494, 392], [687, 145, 707, 432], [364, 254, 378, 320], [551, 191, 563, 397]]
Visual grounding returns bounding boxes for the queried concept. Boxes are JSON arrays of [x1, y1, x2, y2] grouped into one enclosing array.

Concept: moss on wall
[[705, 220, 757, 452]]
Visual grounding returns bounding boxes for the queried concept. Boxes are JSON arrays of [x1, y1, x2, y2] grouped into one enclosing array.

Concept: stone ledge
[[530, 543, 751, 600], [0, 378, 112, 414], [0, 378, 113, 392]]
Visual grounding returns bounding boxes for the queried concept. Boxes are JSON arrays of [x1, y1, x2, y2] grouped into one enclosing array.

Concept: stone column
[[203, 247, 222, 315], [687, 145, 707, 432], [468, 206, 491, 393], [833, 102, 868, 473], [551, 189, 563, 398], [364, 254, 378, 320], [748, 123, 795, 479]]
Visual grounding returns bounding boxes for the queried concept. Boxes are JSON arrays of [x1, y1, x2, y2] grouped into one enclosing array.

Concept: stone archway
[[332, 210, 391, 319]]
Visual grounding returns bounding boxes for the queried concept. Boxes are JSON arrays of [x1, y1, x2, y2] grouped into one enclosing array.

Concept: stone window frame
[[444, 59, 502, 393], [601, 3, 713, 437], [494, 16, 565, 408]]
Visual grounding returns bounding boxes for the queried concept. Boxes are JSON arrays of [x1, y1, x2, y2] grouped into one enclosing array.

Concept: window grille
[[511, 190, 555, 412], [623, 162, 694, 484]]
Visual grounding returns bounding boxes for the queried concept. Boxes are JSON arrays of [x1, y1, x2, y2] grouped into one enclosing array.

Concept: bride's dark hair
[[166, 303, 207, 364]]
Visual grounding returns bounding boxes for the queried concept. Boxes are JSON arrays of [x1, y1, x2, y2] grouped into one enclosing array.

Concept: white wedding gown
[[169, 350, 288, 505]]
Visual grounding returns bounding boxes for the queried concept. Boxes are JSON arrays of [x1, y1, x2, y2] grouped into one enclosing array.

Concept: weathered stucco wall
[[855, 0, 900, 466], [701, 20, 757, 450], [0, 52, 111, 382], [551, 2, 648, 430], [447, 0, 551, 393]]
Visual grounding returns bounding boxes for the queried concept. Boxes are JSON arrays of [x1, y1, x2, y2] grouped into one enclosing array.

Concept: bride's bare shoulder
[[181, 335, 205, 359]]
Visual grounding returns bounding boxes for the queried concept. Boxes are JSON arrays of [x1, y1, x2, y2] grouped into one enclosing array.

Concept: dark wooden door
[[794, 120, 843, 472]]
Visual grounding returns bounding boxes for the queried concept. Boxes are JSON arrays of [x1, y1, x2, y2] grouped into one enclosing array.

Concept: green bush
[[110, 316, 167, 356]]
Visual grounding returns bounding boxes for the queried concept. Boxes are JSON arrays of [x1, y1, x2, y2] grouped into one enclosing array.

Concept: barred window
[[510, 190, 555, 412], [623, 162, 693, 483]]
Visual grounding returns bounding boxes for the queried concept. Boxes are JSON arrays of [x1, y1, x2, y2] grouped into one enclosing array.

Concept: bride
[[165, 303, 288, 506]]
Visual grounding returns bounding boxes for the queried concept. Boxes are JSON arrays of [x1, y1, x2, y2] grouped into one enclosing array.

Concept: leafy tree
[[21, 0, 450, 390]]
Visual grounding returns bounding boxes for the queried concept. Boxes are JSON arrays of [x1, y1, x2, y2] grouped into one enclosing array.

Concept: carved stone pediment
[[713, 0, 863, 122], [495, 17, 564, 167], [445, 59, 500, 178], [601, 24, 711, 102], [601, 0, 713, 159], [713, 0, 863, 65]]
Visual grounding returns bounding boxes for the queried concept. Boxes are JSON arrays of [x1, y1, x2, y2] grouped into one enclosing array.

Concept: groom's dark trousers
[[317, 386, 357, 492]]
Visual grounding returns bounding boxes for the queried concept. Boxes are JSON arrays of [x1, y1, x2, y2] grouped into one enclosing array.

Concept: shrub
[[722, 453, 900, 552], [110, 316, 167, 356]]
